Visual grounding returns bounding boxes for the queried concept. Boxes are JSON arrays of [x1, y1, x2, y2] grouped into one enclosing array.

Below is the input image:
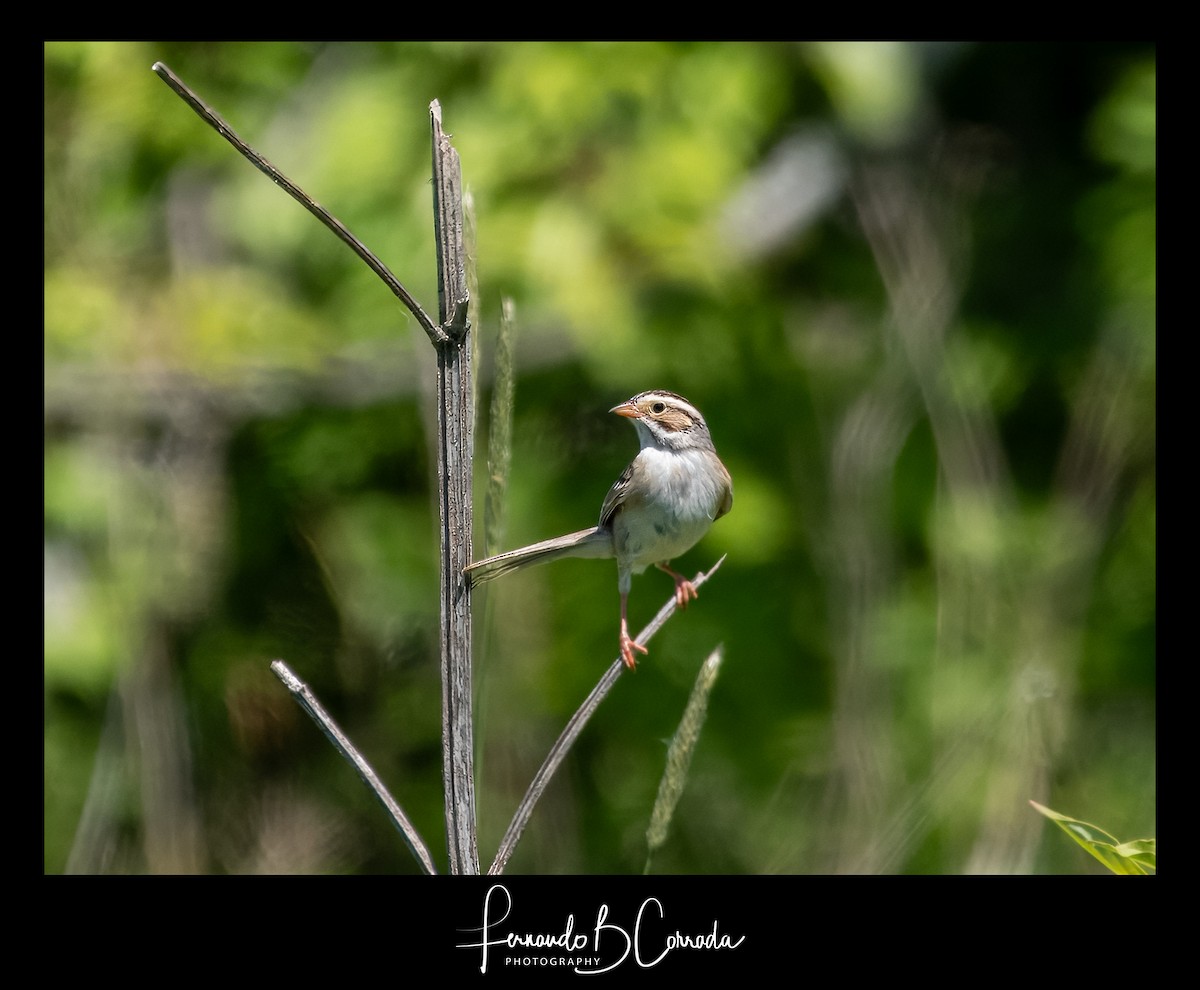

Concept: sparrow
[[464, 390, 732, 669]]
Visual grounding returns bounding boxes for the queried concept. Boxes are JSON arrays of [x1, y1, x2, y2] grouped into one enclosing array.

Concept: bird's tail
[[463, 526, 613, 586]]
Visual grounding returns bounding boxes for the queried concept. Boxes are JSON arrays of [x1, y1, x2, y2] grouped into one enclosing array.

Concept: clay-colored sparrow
[[464, 390, 732, 668]]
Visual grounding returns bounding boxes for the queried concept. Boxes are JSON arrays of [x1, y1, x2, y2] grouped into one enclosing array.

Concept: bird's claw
[[656, 563, 699, 609], [673, 578, 698, 609], [619, 623, 648, 670]]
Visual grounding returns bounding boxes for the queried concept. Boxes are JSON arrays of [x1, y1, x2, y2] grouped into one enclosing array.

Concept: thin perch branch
[[487, 555, 727, 875], [150, 61, 446, 345], [270, 660, 438, 875]]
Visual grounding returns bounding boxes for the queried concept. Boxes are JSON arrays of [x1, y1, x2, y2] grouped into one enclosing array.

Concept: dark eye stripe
[[630, 390, 704, 427]]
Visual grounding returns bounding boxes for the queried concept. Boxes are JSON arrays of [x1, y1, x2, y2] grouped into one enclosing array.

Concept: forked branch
[[155, 63, 478, 873], [151, 62, 445, 345]]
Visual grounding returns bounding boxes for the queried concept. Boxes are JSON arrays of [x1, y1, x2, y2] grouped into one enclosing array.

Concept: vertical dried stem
[[431, 101, 479, 875]]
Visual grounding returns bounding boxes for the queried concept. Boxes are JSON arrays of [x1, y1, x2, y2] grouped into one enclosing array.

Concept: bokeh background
[[44, 41, 1155, 874]]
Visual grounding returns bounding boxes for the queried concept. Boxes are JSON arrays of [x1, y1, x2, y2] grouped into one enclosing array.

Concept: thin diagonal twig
[[151, 61, 446, 345], [270, 660, 438, 875], [487, 555, 727, 875]]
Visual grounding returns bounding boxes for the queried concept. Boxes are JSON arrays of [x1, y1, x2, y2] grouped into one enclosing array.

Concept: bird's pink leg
[[656, 562, 699, 609], [619, 591, 648, 670]]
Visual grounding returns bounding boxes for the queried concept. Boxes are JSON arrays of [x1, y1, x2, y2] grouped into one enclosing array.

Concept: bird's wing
[[598, 459, 637, 528], [715, 468, 734, 521]]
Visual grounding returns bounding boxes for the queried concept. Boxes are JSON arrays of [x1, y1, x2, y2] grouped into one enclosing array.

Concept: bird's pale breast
[[613, 446, 724, 573]]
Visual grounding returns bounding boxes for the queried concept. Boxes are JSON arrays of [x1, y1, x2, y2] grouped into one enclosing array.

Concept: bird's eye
[[651, 402, 665, 414]]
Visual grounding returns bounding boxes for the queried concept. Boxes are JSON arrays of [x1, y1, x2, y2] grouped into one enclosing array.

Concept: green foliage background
[[44, 41, 1155, 874]]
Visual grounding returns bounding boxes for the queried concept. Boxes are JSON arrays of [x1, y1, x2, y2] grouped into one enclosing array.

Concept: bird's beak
[[610, 401, 640, 419]]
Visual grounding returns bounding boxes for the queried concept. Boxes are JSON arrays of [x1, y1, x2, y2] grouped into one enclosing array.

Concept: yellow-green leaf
[[1031, 801, 1155, 875]]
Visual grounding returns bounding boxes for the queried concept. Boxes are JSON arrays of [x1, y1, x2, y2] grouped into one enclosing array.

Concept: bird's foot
[[619, 620, 648, 670], [656, 563, 699, 609]]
